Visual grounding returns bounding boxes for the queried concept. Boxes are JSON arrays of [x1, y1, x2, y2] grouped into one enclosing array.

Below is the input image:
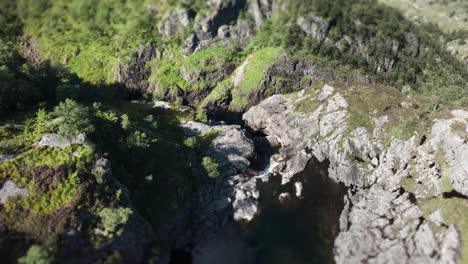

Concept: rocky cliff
[[244, 84, 468, 263]]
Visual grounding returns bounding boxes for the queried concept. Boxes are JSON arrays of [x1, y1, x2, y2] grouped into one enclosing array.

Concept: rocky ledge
[[158, 121, 258, 261], [243, 84, 468, 263]]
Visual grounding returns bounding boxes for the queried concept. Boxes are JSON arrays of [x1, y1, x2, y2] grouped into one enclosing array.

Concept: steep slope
[[244, 84, 468, 263], [1, 0, 466, 117]]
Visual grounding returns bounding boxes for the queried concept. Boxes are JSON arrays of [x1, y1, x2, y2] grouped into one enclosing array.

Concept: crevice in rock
[[443, 190, 468, 199], [354, 156, 365, 163], [416, 216, 425, 230], [419, 135, 427, 146], [407, 192, 417, 204]]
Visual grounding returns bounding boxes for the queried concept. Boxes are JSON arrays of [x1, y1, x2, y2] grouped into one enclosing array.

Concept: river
[[192, 157, 346, 264]]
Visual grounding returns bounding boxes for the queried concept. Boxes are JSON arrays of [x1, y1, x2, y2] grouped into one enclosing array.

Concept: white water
[[255, 161, 279, 181]]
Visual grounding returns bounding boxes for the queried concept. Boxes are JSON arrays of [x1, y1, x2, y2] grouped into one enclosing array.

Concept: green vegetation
[[99, 207, 133, 236], [54, 99, 95, 140], [202, 156, 220, 178], [0, 0, 467, 262], [436, 147, 453, 193], [0, 145, 94, 214], [18, 245, 53, 264], [230, 47, 284, 110]]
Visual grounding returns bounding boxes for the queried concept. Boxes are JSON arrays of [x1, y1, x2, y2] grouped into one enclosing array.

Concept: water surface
[[193, 158, 346, 264]]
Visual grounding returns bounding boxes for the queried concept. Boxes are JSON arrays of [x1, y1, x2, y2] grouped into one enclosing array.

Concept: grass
[[230, 47, 284, 110], [183, 48, 235, 73]]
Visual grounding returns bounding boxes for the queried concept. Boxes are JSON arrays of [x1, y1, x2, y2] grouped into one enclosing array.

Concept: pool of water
[[192, 157, 346, 264]]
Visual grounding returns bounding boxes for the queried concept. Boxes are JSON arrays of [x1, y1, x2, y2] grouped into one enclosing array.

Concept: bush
[[195, 108, 208, 123], [18, 245, 53, 264], [53, 99, 94, 139], [99, 207, 133, 235], [127, 130, 150, 149], [202, 156, 220, 178]]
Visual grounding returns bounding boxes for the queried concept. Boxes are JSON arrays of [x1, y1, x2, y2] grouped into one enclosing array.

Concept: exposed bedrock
[[158, 121, 258, 262], [243, 84, 468, 263]]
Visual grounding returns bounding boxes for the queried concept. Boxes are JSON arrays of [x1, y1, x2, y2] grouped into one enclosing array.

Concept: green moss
[[419, 197, 468, 263], [343, 84, 403, 132], [385, 117, 418, 146], [400, 177, 416, 193], [435, 147, 453, 193], [202, 156, 220, 178], [293, 83, 325, 113]]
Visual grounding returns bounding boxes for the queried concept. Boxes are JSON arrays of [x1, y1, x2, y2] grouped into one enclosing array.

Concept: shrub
[[53, 99, 94, 139], [195, 108, 208, 123], [127, 130, 150, 149], [25, 108, 55, 140], [99, 207, 133, 235], [202, 157, 220, 178], [18, 245, 53, 264], [183, 137, 198, 149]]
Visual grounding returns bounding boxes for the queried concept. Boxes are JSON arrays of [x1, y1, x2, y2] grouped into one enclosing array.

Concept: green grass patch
[[230, 47, 283, 110], [435, 146, 453, 193], [183, 48, 235, 73]]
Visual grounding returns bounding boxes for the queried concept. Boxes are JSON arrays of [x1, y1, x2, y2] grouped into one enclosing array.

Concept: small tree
[[202, 156, 220, 178], [18, 245, 53, 264], [53, 99, 94, 139]]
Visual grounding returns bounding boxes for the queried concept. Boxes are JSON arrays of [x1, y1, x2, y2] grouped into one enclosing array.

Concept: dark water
[[192, 158, 346, 264]]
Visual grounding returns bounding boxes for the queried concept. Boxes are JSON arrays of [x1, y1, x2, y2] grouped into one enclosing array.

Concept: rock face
[[181, 122, 258, 224], [0, 180, 29, 204], [243, 84, 468, 263], [58, 158, 153, 264], [159, 8, 191, 38], [114, 44, 158, 96], [159, 121, 257, 257], [37, 133, 86, 149]]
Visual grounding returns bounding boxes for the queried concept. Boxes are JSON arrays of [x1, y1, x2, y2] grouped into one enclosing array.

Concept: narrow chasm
[[244, 157, 347, 264], [190, 122, 347, 264]]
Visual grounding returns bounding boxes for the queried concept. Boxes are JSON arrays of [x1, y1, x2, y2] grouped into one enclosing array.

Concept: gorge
[[0, 0, 467, 263]]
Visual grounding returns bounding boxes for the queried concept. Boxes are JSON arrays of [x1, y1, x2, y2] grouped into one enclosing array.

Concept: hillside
[[0, 0, 467, 263]]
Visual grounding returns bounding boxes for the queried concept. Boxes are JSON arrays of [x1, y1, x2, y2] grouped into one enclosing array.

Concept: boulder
[[0, 180, 29, 204], [0, 154, 15, 162], [37, 133, 85, 149]]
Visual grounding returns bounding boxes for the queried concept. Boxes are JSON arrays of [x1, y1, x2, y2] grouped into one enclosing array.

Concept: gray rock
[[0, 180, 29, 204], [180, 121, 212, 136], [248, 0, 275, 28], [0, 154, 15, 162], [37, 133, 85, 149], [159, 8, 190, 38], [243, 84, 466, 264], [297, 14, 330, 42], [430, 110, 468, 196]]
